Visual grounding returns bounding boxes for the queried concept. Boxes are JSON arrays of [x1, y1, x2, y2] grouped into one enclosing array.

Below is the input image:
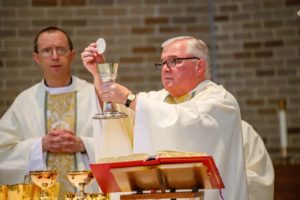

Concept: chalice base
[[93, 111, 128, 120]]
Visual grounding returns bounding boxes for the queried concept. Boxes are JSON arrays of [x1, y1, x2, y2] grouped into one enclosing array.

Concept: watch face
[[128, 93, 136, 101], [126, 93, 136, 107]]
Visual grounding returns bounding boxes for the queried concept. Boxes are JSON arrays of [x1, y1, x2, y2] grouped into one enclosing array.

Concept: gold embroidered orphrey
[[164, 91, 195, 104], [46, 91, 76, 199]]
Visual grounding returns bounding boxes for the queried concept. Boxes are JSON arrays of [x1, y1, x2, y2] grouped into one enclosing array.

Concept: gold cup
[[67, 170, 94, 200], [30, 170, 58, 200], [0, 185, 7, 200], [7, 183, 33, 200]]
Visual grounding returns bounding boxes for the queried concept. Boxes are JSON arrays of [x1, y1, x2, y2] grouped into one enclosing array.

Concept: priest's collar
[[164, 80, 212, 104], [44, 76, 74, 94], [165, 92, 195, 104]]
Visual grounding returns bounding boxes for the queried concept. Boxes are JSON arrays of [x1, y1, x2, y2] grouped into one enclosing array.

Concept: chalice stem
[[103, 101, 107, 112], [40, 190, 50, 200]]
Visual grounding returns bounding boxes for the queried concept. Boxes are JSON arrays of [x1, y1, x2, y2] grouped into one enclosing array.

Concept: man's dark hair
[[33, 26, 74, 53]]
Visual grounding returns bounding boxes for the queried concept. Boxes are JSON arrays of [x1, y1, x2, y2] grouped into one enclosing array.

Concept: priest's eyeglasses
[[39, 47, 70, 58], [154, 57, 200, 70]]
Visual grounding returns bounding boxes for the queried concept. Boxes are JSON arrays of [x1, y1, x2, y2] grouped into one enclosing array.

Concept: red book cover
[[90, 155, 224, 193]]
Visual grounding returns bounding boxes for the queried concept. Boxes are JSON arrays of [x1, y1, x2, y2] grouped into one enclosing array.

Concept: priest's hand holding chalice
[[81, 38, 127, 120]]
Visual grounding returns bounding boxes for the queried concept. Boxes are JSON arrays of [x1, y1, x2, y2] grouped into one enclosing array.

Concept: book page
[[97, 153, 149, 163], [157, 150, 207, 158], [97, 150, 208, 163]]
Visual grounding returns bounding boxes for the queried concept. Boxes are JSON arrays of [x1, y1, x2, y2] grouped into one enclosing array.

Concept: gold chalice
[[93, 63, 127, 120], [0, 185, 7, 200], [7, 183, 33, 200], [67, 170, 94, 200], [30, 170, 58, 200]]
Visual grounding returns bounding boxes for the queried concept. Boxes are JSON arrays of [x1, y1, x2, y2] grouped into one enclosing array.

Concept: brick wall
[[0, 0, 299, 163], [213, 0, 300, 164]]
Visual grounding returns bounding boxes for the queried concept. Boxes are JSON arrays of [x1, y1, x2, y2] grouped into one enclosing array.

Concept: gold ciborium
[[67, 170, 94, 200], [7, 183, 33, 200], [0, 185, 7, 200], [30, 170, 58, 200]]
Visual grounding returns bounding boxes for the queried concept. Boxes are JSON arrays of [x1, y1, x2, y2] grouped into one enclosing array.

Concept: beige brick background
[[0, 0, 299, 164]]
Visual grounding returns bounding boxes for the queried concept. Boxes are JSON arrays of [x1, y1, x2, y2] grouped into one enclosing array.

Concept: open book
[[90, 151, 224, 193]]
